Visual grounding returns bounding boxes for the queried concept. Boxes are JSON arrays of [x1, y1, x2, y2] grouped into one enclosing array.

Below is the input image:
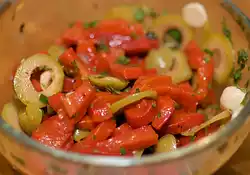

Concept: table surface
[[1, 0, 250, 175]]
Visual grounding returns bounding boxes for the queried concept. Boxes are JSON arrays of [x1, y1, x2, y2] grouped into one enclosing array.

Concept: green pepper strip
[[110, 90, 157, 114], [181, 110, 231, 136]]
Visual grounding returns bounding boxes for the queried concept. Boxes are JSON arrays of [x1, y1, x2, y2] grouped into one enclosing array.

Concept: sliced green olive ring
[[14, 54, 64, 108]]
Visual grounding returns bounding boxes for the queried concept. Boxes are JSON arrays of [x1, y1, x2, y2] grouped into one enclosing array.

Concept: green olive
[[48, 45, 65, 60], [89, 75, 129, 90], [155, 134, 177, 153], [151, 15, 193, 50], [73, 129, 90, 142], [19, 104, 43, 135], [1, 103, 22, 131], [203, 34, 234, 84], [145, 47, 192, 84]]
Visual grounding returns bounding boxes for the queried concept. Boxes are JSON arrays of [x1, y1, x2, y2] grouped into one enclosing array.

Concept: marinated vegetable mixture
[[2, 3, 249, 156]]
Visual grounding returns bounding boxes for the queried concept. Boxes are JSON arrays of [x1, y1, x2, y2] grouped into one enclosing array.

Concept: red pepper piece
[[76, 40, 96, 57], [178, 122, 220, 147], [32, 110, 75, 149], [59, 48, 78, 68], [164, 110, 205, 135], [152, 96, 175, 130], [71, 125, 158, 155], [77, 115, 96, 130], [63, 137, 74, 150], [121, 37, 159, 55], [113, 123, 132, 137], [125, 99, 157, 128], [63, 77, 82, 93], [84, 120, 116, 143], [48, 93, 64, 112], [110, 64, 144, 80], [31, 79, 43, 92], [88, 97, 113, 123], [61, 81, 96, 120]]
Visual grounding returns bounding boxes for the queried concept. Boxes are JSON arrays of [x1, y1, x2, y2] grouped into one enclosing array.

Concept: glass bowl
[[0, 0, 250, 174]]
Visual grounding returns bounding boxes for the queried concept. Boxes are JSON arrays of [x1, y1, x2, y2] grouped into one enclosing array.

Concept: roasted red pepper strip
[[61, 81, 96, 120], [59, 48, 79, 68], [31, 79, 43, 92], [77, 115, 96, 130], [125, 99, 157, 128], [71, 125, 158, 155], [48, 93, 64, 112], [121, 37, 159, 55], [152, 96, 175, 130], [32, 110, 75, 149], [163, 110, 205, 135], [178, 122, 220, 147], [88, 97, 113, 123], [63, 78, 82, 93], [185, 40, 214, 101], [113, 123, 132, 137], [83, 120, 116, 143]]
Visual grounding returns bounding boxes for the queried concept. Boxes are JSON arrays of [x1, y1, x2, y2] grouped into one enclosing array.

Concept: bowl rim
[[0, 0, 250, 168]]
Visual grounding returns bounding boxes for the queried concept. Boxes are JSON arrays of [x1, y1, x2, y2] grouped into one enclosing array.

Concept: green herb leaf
[[116, 56, 130, 65], [245, 80, 249, 89], [134, 8, 145, 22], [92, 135, 97, 140], [135, 88, 140, 93], [148, 9, 158, 18], [120, 147, 126, 155], [237, 49, 248, 69], [84, 20, 98, 29], [39, 94, 48, 104], [157, 112, 161, 118], [222, 17, 232, 44], [71, 60, 78, 70], [100, 71, 109, 76], [130, 32, 138, 39], [232, 68, 242, 84], [166, 29, 182, 43], [68, 22, 74, 28], [204, 48, 214, 56], [152, 102, 157, 108], [190, 135, 196, 142], [96, 43, 109, 52], [204, 57, 210, 63]]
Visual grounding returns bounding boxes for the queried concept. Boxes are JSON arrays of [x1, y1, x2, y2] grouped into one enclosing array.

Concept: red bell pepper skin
[[152, 96, 175, 130], [76, 40, 96, 56], [88, 97, 113, 123], [63, 77, 82, 93], [178, 122, 220, 147], [62, 21, 88, 45], [163, 110, 205, 135], [31, 79, 43, 92], [32, 110, 75, 149], [121, 37, 159, 55], [77, 115, 96, 130], [61, 81, 96, 120], [184, 40, 214, 101], [125, 99, 157, 128], [110, 63, 144, 80], [59, 48, 79, 68], [178, 81, 193, 92], [83, 120, 116, 143], [63, 137, 75, 150], [71, 125, 158, 155], [113, 123, 132, 137], [48, 93, 64, 112]]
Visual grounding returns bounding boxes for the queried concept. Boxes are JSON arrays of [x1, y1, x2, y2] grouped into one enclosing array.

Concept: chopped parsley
[[204, 48, 214, 56], [190, 135, 196, 142], [245, 80, 249, 89], [100, 71, 109, 76], [152, 102, 157, 108], [222, 17, 232, 44], [116, 56, 130, 65], [71, 60, 78, 70], [134, 8, 145, 22], [120, 147, 126, 155], [135, 88, 140, 93], [96, 43, 109, 52], [237, 49, 248, 68], [130, 32, 138, 39], [166, 29, 182, 44], [148, 9, 158, 18], [232, 68, 242, 84], [204, 57, 210, 63], [84, 20, 98, 29], [157, 112, 161, 118], [39, 94, 48, 104], [68, 22, 74, 28], [92, 135, 97, 140]]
